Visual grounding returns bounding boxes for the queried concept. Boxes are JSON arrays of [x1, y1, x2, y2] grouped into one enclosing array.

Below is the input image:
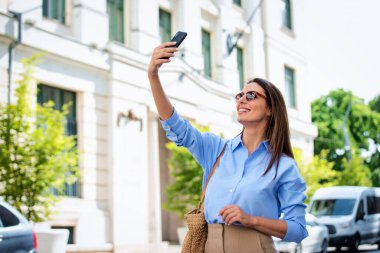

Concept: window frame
[[159, 8, 172, 43], [42, 0, 67, 24], [237, 47, 245, 90], [284, 66, 296, 109], [233, 0, 242, 7], [37, 84, 80, 197], [202, 29, 212, 78], [281, 0, 293, 30], [107, 0, 125, 43]]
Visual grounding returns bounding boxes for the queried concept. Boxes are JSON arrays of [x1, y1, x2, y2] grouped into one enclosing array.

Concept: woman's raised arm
[[147, 42, 178, 120]]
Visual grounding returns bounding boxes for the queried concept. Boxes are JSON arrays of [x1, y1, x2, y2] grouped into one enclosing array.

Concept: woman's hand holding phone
[[147, 32, 187, 120], [148, 31, 187, 77], [148, 41, 178, 78]]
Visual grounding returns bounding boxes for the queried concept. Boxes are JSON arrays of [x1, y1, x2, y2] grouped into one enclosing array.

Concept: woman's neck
[[242, 126, 267, 155]]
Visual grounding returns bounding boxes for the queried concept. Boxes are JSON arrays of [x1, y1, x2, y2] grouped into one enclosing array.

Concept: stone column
[[246, 0, 266, 79], [129, 0, 160, 55], [72, 0, 108, 48], [215, 0, 239, 88], [177, 0, 203, 70]]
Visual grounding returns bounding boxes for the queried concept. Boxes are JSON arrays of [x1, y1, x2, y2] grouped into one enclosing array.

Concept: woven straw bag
[[181, 208, 207, 253], [181, 145, 226, 253]]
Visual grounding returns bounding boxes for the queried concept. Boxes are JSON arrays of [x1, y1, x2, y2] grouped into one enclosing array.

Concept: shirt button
[[229, 189, 233, 193]]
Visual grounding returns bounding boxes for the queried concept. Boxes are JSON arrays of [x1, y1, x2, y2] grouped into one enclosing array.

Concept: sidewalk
[[167, 244, 181, 253]]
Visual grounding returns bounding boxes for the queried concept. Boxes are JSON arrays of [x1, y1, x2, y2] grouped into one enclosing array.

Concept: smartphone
[[168, 31, 187, 48], [161, 31, 187, 59]]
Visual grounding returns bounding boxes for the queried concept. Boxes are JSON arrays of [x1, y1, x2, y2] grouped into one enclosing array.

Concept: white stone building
[[0, 0, 317, 252]]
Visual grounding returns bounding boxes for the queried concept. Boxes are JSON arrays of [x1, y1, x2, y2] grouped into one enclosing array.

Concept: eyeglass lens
[[235, 91, 256, 101]]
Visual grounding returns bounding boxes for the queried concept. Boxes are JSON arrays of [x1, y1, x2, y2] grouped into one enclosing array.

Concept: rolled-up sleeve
[[278, 162, 308, 243], [160, 109, 187, 144], [160, 108, 225, 171]]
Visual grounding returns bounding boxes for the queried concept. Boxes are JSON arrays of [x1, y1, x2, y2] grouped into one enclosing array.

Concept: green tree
[[295, 149, 339, 203], [312, 89, 356, 170], [312, 89, 380, 186], [368, 95, 380, 185], [369, 95, 380, 113], [337, 153, 372, 187], [163, 123, 210, 219], [0, 55, 79, 222]]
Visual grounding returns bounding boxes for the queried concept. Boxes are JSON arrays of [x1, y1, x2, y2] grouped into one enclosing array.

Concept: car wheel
[[295, 244, 302, 253], [320, 239, 328, 253], [348, 235, 360, 252]]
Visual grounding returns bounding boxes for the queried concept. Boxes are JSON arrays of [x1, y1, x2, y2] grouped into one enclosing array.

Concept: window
[[310, 199, 356, 216], [356, 199, 364, 219], [233, 0, 242, 7], [367, 196, 380, 214], [37, 84, 80, 197], [284, 66, 296, 108], [0, 205, 20, 227], [237, 47, 245, 90], [52, 226, 75, 244], [202, 29, 212, 78], [43, 0, 66, 24], [281, 0, 292, 30], [159, 9, 172, 43], [107, 0, 124, 43]]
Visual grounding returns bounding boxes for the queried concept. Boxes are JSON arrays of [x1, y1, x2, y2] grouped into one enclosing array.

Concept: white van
[[309, 186, 380, 251]]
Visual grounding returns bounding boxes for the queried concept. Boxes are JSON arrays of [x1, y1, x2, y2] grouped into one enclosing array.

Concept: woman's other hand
[[219, 205, 288, 239], [148, 42, 178, 78], [219, 205, 252, 226]]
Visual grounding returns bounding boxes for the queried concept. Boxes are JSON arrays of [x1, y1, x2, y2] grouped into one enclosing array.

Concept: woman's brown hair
[[247, 78, 294, 177]]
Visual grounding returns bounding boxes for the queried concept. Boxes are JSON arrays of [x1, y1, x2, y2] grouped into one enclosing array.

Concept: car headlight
[[339, 222, 350, 229]]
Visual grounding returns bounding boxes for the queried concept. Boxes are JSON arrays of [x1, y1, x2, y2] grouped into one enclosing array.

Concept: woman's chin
[[237, 117, 248, 125]]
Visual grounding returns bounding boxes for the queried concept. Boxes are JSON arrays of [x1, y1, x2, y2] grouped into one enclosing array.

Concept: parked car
[[309, 186, 380, 251], [273, 213, 329, 253], [0, 198, 37, 253]]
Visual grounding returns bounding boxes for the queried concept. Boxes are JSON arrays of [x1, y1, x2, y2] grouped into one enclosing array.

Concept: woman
[[148, 42, 308, 253]]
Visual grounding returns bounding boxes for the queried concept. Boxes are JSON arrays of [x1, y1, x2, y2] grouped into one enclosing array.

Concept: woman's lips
[[238, 108, 250, 113]]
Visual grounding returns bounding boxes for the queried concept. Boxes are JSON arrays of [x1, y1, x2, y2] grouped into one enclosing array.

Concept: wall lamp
[[117, 109, 143, 131]]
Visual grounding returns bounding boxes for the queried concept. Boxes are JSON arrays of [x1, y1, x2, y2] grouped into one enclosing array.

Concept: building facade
[[0, 0, 317, 252]]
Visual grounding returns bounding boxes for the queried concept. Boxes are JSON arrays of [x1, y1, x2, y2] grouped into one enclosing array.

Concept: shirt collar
[[231, 133, 270, 152], [231, 134, 242, 151], [262, 140, 270, 150]]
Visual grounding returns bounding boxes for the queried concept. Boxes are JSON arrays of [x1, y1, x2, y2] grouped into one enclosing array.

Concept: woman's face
[[235, 82, 271, 127]]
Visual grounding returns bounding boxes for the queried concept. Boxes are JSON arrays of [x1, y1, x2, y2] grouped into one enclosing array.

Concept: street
[[360, 244, 380, 252], [168, 244, 380, 253], [331, 244, 380, 252]]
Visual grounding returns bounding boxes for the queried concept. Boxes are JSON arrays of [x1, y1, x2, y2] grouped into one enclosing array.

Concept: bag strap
[[197, 144, 227, 210]]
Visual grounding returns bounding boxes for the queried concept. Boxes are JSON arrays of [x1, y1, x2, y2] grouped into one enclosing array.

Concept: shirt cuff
[[160, 108, 179, 130], [283, 219, 308, 243]]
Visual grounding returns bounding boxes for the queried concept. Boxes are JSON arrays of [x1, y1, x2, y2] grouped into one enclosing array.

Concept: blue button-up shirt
[[161, 109, 308, 243]]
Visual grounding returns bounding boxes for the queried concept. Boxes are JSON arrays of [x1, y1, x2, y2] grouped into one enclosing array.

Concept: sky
[[304, 0, 380, 103]]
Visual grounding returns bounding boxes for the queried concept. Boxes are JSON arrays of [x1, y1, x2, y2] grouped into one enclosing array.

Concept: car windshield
[[310, 199, 356, 216], [306, 220, 317, 226]]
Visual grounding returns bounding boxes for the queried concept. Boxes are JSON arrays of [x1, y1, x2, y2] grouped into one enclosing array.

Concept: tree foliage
[[295, 149, 339, 203], [369, 95, 380, 113], [0, 55, 79, 222], [337, 154, 372, 187], [163, 123, 210, 219], [312, 89, 380, 186], [367, 95, 380, 185]]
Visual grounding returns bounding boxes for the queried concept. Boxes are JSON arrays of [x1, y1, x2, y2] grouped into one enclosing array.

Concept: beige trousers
[[205, 224, 277, 253]]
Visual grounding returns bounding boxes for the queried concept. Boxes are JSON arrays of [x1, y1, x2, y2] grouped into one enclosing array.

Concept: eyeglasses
[[235, 91, 267, 102]]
